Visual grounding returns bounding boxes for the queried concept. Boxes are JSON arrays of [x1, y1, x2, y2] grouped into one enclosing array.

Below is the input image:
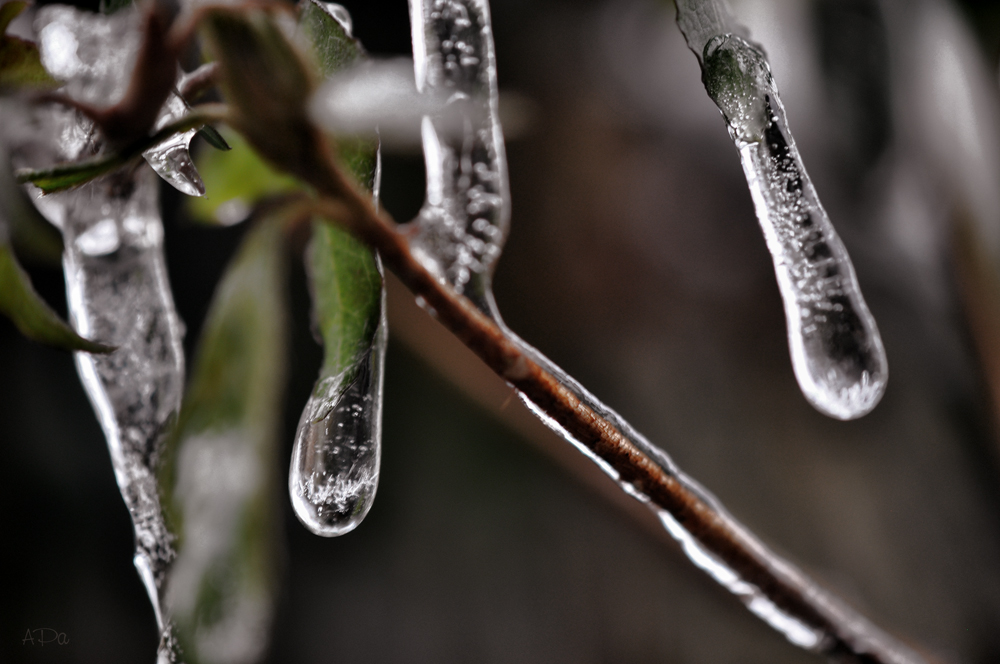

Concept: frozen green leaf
[[308, 222, 381, 380], [299, 0, 381, 381], [189, 126, 299, 226], [0, 1, 59, 89], [0, 242, 113, 352], [299, 0, 363, 77], [161, 215, 287, 664]]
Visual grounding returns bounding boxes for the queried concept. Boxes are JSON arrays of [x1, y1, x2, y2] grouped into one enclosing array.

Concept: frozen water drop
[[702, 34, 887, 419], [289, 312, 386, 537], [143, 89, 205, 197], [319, 2, 353, 36]]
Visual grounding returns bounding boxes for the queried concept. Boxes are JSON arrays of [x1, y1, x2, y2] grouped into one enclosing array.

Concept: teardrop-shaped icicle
[[143, 89, 205, 197], [23, 8, 187, 662], [290, 307, 386, 536], [406, 0, 510, 318], [290, 1, 387, 537], [701, 33, 887, 420]]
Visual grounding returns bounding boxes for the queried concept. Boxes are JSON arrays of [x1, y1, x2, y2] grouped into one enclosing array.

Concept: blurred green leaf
[[17, 106, 225, 194], [0, 137, 110, 352], [189, 126, 299, 225], [200, 7, 336, 188], [299, 0, 362, 76], [161, 215, 287, 663], [0, 242, 113, 352], [0, 1, 59, 90]]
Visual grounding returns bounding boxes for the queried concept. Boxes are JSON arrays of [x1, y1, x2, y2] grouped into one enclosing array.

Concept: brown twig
[[296, 155, 934, 664], [178, 62, 219, 102]]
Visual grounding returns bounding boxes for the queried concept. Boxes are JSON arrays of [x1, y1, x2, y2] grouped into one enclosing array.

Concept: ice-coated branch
[[198, 3, 927, 660], [306, 164, 929, 664], [15, 104, 228, 193]]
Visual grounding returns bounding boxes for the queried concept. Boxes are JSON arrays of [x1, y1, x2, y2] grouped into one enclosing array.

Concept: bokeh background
[[4, 0, 1000, 661]]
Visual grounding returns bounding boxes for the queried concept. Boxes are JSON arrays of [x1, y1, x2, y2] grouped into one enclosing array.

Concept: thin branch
[[302, 170, 933, 664], [178, 62, 220, 103], [15, 104, 229, 193]]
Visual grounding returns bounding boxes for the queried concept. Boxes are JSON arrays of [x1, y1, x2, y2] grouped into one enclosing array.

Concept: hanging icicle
[[289, 0, 388, 537], [675, 0, 888, 420]]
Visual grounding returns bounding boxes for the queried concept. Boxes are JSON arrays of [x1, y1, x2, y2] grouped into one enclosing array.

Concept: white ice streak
[[508, 330, 921, 660], [405, 0, 510, 314], [310, 59, 458, 148], [26, 6, 186, 662], [289, 303, 387, 537], [700, 33, 887, 420]]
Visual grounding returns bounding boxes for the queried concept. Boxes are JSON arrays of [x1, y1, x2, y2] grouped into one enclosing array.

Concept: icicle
[[142, 83, 205, 198], [703, 33, 886, 419], [24, 6, 186, 661], [290, 303, 387, 536], [289, 0, 388, 537], [672, 1, 888, 420], [406, 0, 510, 317]]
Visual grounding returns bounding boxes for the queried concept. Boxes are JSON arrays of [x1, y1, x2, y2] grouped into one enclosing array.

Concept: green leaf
[[308, 222, 382, 380], [188, 126, 299, 225], [0, 1, 59, 90], [0, 137, 110, 352], [99, 0, 133, 15], [197, 124, 231, 151], [0, 243, 113, 352], [299, 0, 363, 77], [298, 1, 382, 381], [161, 215, 287, 662], [17, 106, 226, 194]]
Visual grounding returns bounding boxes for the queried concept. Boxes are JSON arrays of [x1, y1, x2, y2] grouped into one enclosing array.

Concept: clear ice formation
[[406, 0, 510, 317], [670, 0, 889, 421], [393, 0, 917, 656], [289, 306, 387, 536], [23, 5, 186, 661], [700, 33, 887, 420], [142, 83, 206, 198], [289, 1, 388, 538]]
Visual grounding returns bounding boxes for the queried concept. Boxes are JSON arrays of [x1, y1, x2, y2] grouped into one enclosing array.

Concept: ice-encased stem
[[49, 166, 185, 662], [25, 6, 186, 661], [407, 0, 510, 317], [675, 6, 887, 420]]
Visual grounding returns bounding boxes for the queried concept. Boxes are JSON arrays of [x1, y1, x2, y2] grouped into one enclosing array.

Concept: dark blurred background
[[5, 0, 1000, 661]]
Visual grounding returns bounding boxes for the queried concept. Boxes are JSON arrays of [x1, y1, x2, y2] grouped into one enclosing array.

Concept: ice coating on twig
[[406, 0, 509, 316], [23, 6, 186, 661], [142, 84, 205, 197], [510, 332, 920, 660], [700, 33, 886, 419], [290, 308, 387, 536]]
